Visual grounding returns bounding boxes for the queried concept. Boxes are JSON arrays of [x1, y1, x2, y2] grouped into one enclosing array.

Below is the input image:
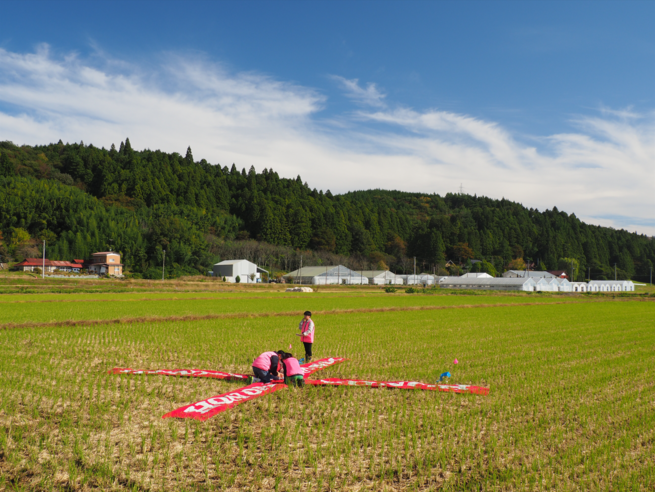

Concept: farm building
[[460, 272, 493, 278], [13, 259, 82, 273], [588, 280, 635, 292], [440, 277, 538, 291], [360, 270, 403, 285], [540, 278, 571, 292], [284, 265, 368, 285], [396, 274, 437, 286], [503, 270, 555, 279], [570, 282, 588, 292], [213, 259, 267, 283]]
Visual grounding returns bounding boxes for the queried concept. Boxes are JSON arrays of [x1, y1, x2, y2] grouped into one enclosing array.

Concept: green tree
[[0, 151, 13, 177]]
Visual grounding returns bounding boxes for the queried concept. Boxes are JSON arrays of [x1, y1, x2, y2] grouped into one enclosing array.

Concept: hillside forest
[[1, 139, 653, 281]]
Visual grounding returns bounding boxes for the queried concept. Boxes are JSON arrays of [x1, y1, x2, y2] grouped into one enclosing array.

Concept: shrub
[[384, 286, 397, 293], [236, 275, 241, 283], [405, 287, 417, 294]]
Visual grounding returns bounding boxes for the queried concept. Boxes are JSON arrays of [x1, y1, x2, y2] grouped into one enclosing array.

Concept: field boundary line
[[0, 298, 643, 331]]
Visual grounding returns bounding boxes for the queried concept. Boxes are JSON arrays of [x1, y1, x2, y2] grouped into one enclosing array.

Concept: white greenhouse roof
[[284, 265, 364, 277]]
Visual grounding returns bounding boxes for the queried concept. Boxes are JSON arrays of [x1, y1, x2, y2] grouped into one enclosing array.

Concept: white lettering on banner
[[185, 401, 214, 414]]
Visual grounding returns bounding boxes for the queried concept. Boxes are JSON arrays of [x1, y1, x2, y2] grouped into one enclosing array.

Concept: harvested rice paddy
[[0, 286, 653, 491]]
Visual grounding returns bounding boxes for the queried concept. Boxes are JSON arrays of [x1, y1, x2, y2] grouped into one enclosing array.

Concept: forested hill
[[0, 139, 653, 280]]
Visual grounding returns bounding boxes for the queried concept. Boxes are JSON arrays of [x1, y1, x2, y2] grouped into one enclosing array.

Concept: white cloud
[[0, 45, 654, 235], [331, 75, 386, 107]]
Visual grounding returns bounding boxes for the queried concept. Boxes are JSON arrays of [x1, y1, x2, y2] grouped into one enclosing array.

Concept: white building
[[439, 277, 538, 292], [503, 270, 556, 279], [542, 278, 572, 292], [284, 265, 369, 285], [588, 280, 635, 292], [570, 282, 588, 293], [213, 259, 267, 283], [360, 270, 403, 285], [396, 274, 433, 285], [460, 272, 493, 278]]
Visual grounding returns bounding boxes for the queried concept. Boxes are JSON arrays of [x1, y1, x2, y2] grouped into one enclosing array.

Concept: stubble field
[[0, 289, 654, 491]]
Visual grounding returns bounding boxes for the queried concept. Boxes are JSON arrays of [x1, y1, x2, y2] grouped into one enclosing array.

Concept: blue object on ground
[[298, 358, 305, 364], [438, 371, 451, 382]]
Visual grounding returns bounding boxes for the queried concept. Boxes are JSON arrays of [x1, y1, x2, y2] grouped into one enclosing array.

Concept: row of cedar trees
[[1, 139, 653, 281]]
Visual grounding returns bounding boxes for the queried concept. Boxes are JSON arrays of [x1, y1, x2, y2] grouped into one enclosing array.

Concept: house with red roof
[[14, 252, 121, 275]]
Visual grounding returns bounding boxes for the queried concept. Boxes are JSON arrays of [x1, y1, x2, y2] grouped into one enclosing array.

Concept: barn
[[213, 260, 267, 283]]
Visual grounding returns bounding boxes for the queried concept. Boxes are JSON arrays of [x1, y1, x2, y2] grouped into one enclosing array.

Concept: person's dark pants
[[303, 342, 313, 361], [253, 367, 278, 383]]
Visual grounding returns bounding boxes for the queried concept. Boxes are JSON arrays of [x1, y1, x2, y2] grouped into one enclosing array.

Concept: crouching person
[[280, 352, 305, 387], [249, 351, 282, 384]]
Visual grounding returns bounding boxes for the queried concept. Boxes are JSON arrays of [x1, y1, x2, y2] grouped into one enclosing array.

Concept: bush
[[405, 287, 417, 294], [384, 286, 397, 293], [236, 275, 241, 283]]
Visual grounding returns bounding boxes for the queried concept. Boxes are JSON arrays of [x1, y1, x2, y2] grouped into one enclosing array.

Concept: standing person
[[296, 311, 315, 363], [280, 352, 305, 387], [249, 351, 282, 384]]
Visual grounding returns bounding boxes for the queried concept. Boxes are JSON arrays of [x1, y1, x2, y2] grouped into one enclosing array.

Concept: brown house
[[88, 252, 123, 276]]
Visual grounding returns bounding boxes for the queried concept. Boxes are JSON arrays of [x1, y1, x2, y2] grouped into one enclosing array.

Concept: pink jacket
[[299, 318, 315, 343], [253, 351, 278, 371], [282, 357, 303, 377]]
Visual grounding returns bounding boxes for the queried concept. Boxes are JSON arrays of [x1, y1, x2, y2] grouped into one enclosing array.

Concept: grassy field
[[0, 291, 599, 326], [0, 287, 654, 491]]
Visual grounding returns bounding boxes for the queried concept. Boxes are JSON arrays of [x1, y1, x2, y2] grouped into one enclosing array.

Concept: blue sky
[[1, 0, 654, 233]]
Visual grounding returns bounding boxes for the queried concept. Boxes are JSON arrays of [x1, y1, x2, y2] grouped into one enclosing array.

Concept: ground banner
[[163, 383, 287, 421], [305, 378, 490, 395], [108, 367, 249, 381], [300, 357, 347, 376]]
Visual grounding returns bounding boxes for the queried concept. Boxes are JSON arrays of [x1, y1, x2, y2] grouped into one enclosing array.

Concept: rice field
[[0, 290, 654, 491], [0, 291, 597, 327]]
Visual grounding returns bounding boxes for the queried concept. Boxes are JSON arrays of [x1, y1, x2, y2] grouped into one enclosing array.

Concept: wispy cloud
[[331, 75, 386, 107], [0, 45, 654, 235]]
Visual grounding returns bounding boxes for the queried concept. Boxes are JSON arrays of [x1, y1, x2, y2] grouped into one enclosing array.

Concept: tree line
[[1, 139, 653, 281]]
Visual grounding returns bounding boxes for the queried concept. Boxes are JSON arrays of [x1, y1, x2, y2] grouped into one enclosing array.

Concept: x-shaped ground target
[[109, 358, 490, 421]]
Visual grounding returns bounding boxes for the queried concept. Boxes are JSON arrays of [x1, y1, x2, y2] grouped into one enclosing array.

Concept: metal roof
[[359, 270, 397, 278], [505, 270, 555, 278], [215, 259, 254, 265], [588, 280, 633, 284], [440, 277, 536, 286], [285, 265, 363, 277]]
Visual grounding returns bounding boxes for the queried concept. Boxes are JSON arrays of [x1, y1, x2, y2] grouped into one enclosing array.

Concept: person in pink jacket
[[280, 352, 305, 387], [296, 311, 315, 363], [249, 351, 283, 384]]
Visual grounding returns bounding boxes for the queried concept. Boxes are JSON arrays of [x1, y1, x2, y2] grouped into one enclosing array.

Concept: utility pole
[[651, 267, 653, 286], [571, 260, 574, 282], [413, 256, 416, 284], [588, 267, 591, 281], [162, 250, 166, 281], [42, 240, 45, 279], [614, 263, 617, 281], [299, 255, 303, 285]]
